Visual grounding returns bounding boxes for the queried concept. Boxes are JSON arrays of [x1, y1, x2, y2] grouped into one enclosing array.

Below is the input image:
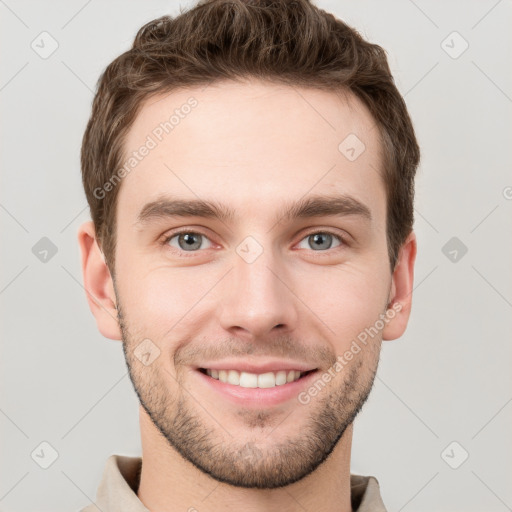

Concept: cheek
[[117, 269, 211, 339], [306, 265, 389, 347]]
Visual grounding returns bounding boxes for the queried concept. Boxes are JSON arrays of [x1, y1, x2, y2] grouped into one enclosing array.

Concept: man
[[77, 0, 419, 510]]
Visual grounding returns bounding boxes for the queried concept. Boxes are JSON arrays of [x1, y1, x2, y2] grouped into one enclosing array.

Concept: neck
[[137, 406, 354, 512]]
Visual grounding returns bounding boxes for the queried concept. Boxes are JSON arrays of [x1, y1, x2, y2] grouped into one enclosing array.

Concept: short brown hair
[[81, 0, 420, 276]]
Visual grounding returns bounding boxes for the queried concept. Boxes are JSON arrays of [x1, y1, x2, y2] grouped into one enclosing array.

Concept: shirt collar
[[81, 454, 387, 512]]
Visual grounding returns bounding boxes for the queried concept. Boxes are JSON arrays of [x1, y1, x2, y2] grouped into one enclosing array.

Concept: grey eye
[[168, 232, 212, 251], [297, 232, 342, 251]]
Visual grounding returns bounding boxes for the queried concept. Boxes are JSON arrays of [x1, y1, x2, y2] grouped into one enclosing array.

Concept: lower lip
[[194, 369, 319, 407]]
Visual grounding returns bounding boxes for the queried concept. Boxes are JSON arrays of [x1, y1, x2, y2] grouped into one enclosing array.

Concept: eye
[[164, 231, 213, 252], [296, 231, 344, 251]]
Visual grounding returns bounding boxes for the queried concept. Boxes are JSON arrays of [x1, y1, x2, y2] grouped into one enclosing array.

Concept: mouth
[[197, 368, 317, 388], [195, 367, 320, 407]]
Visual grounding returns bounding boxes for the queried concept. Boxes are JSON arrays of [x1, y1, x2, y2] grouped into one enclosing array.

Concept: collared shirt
[[80, 455, 388, 512]]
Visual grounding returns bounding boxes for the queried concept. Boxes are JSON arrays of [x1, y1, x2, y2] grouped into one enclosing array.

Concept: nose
[[218, 244, 298, 340]]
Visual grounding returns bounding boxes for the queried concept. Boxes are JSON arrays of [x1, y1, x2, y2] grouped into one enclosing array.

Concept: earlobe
[[382, 231, 417, 341], [77, 221, 122, 341]]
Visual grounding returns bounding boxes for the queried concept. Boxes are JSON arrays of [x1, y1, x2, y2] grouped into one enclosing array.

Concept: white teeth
[[275, 370, 287, 386], [258, 372, 275, 388], [287, 370, 297, 383], [206, 369, 306, 388], [227, 370, 240, 385], [239, 372, 258, 388]]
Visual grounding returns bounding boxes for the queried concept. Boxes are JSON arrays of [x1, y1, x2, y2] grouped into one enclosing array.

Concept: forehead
[[118, 80, 385, 225]]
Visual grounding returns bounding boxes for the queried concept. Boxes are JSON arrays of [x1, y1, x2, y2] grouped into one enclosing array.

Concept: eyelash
[[161, 228, 348, 257]]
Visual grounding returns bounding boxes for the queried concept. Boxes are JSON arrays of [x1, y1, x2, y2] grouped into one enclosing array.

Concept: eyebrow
[[135, 193, 372, 228]]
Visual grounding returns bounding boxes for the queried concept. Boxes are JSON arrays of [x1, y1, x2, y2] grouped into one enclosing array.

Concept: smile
[[199, 368, 316, 388]]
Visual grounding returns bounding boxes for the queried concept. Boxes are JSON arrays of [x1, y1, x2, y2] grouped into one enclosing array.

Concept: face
[[88, 80, 412, 489]]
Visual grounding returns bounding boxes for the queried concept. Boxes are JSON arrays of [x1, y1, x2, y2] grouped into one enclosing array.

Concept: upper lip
[[196, 359, 318, 374]]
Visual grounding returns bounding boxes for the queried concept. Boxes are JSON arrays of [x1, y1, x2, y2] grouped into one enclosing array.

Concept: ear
[[382, 230, 417, 341], [77, 221, 122, 340]]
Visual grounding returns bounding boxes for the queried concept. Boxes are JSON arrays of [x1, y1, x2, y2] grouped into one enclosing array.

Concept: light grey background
[[1, 1, 511, 511]]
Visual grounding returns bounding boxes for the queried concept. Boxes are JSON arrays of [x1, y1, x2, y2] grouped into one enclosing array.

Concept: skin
[[78, 79, 416, 512]]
